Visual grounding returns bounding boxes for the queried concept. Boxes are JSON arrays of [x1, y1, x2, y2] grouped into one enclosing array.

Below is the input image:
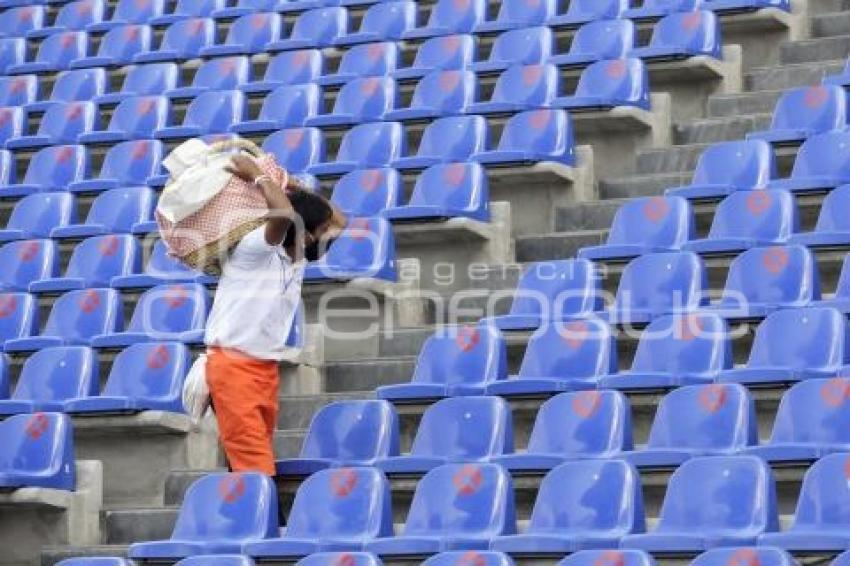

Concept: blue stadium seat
[[0, 240, 58, 292], [51, 186, 156, 238], [306, 77, 395, 127], [685, 190, 797, 254], [554, 58, 650, 111], [392, 34, 474, 81], [80, 96, 168, 144], [823, 57, 850, 88], [366, 463, 515, 555], [376, 324, 507, 400], [0, 75, 38, 107], [0, 149, 13, 187], [30, 235, 138, 293], [56, 559, 134, 566], [128, 472, 279, 559], [335, 1, 416, 46], [691, 548, 794, 566], [318, 42, 399, 87], [469, 63, 558, 114], [472, 109, 574, 165], [758, 453, 850, 551], [8, 31, 88, 75], [475, 0, 556, 33], [67, 140, 162, 194], [622, 456, 778, 551], [91, 283, 208, 347], [0, 413, 75, 490], [549, 19, 635, 67], [600, 313, 731, 390], [472, 26, 553, 74], [200, 12, 283, 57], [232, 84, 320, 134], [717, 306, 848, 385], [833, 552, 850, 566], [549, 0, 627, 28], [493, 391, 631, 471], [747, 86, 848, 145], [0, 38, 25, 76], [276, 400, 400, 475], [790, 184, 850, 248], [26, 67, 106, 112], [87, 0, 164, 31], [0, 192, 76, 242], [94, 63, 179, 105], [817, 255, 850, 313], [212, 0, 284, 19], [27, 0, 106, 39], [666, 140, 777, 199], [155, 90, 245, 140], [331, 168, 402, 217], [0, 346, 97, 415], [383, 162, 488, 221], [392, 116, 486, 170], [424, 552, 514, 566], [624, 0, 702, 20], [111, 240, 208, 289], [64, 342, 189, 413], [404, 0, 485, 39], [240, 50, 323, 94], [262, 128, 326, 174], [578, 196, 693, 261], [486, 259, 602, 331], [376, 396, 512, 474], [0, 6, 46, 38], [767, 131, 850, 193], [0, 107, 23, 146], [703, 245, 818, 319], [303, 217, 397, 282], [6, 101, 96, 149], [0, 145, 88, 198], [630, 11, 721, 60], [166, 57, 251, 99], [702, 0, 789, 13], [269, 7, 348, 51], [743, 378, 850, 462], [602, 252, 707, 325], [491, 459, 644, 553], [70, 24, 152, 68], [309, 122, 404, 176], [295, 555, 382, 566], [622, 384, 755, 468], [561, 551, 657, 566], [133, 18, 215, 63], [386, 70, 476, 121], [0, 292, 38, 346], [486, 317, 615, 396], [150, 0, 225, 25]]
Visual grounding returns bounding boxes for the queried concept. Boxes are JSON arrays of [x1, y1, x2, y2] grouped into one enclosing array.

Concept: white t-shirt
[[205, 227, 304, 361]]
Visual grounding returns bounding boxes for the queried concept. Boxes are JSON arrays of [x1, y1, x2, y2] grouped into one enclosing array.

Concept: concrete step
[[810, 11, 850, 37], [323, 357, 418, 393], [554, 199, 626, 232], [779, 34, 850, 64], [515, 230, 608, 263], [707, 90, 784, 118], [673, 114, 772, 144], [599, 172, 691, 200], [809, 0, 850, 13], [277, 391, 375, 430], [42, 546, 130, 566], [636, 143, 714, 175], [745, 60, 846, 90], [104, 508, 179, 545]]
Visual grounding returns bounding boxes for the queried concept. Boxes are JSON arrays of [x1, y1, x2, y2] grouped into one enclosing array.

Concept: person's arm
[[226, 154, 294, 246]]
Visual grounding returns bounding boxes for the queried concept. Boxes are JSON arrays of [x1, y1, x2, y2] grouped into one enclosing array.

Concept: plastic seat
[[26, 67, 106, 113], [128, 472, 278, 559], [493, 391, 631, 471], [87, 0, 164, 31], [487, 317, 615, 396], [212, 0, 284, 19], [767, 131, 850, 194], [472, 109, 574, 166], [155, 90, 245, 140], [549, 0, 628, 28], [469, 63, 558, 114], [6, 101, 95, 150], [94, 63, 179, 105], [133, 18, 215, 64], [486, 259, 602, 331], [376, 324, 507, 401], [0, 346, 96, 415], [392, 34, 475, 81], [67, 140, 162, 194], [383, 162, 488, 221], [331, 168, 402, 217], [602, 252, 708, 325], [150, 0, 225, 25], [0, 413, 74, 490], [376, 397, 513, 474], [318, 42, 399, 87], [335, 1, 416, 46], [404, 0, 485, 39], [366, 463, 516, 556], [685, 190, 797, 254], [0, 192, 76, 243], [262, 128, 326, 174], [692, 548, 794, 566], [549, 19, 635, 67], [30, 235, 138, 294], [200, 13, 283, 57], [386, 70, 476, 121], [8, 31, 88, 75], [91, 283, 208, 347], [625, 0, 702, 20], [578, 196, 694, 261], [51, 186, 156, 239], [600, 313, 731, 390], [630, 11, 721, 61], [111, 240, 208, 289], [240, 50, 323, 94], [790, 185, 850, 248], [702, 0, 789, 13], [0, 75, 38, 107], [306, 78, 395, 127], [747, 86, 848, 145], [667, 140, 777, 199], [0, 38, 25, 75], [0, 292, 38, 348], [758, 453, 850, 551], [553, 58, 650, 111], [716, 307, 848, 385], [0, 240, 58, 292], [703, 245, 818, 320], [0, 145, 88, 199], [166, 57, 251, 99], [57, 559, 134, 566], [27, 0, 105, 39], [472, 26, 553, 74], [79, 96, 168, 144], [0, 107, 24, 148], [309, 122, 404, 176], [392, 116, 486, 170], [742, 378, 850, 462], [0, 149, 13, 187], [70, 24, 152, 68], [474, 0, 556, 33], [816, 255, 850, 313], [303, 217, 397, 282], [232, 84, 319, 134], [0, 6, 47, 38], [823, 57, 850, 88], [276, 400, 400, 476], [297, 554, 382, 566], [491, 459, 644, 554], [269, 7, 348, 51], [425, 553, 515, 566]]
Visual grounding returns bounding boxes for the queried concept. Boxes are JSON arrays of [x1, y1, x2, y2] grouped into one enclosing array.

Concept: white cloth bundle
[[157, 139, 235, 223]]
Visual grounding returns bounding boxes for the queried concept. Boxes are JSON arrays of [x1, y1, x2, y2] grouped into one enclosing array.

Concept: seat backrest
[[414, 115, 487, 161], [719, 245, 818, 307], [224, 12, 282, 50], [486, 26, 553, 66], [291, 7, 347, 43], [613, 252, 707, 314], [0, 412, 74, 490], [789, 453, 850, 529], [409, 396, 513, 460], [495, 109, 574, 163], [320, 217, 396, 280], [690, 548, 795, 566], [143, 239, 201, 280], [264, 50, 323, 85], [34, 101, 97, 143], [630, 313, 731, 377], [526, 390, 632, 456], [410, 34, 475, 72], [336, 122, 405, 168], [109, 0, 165, 23], [489, 63, 558, 106], [636, 0, 701, 12], [84, 186, 156, 232], [108, 95, 169, 138], [33, 31, 87, 68], [190, 57, 250, 90], [57, 558, 134, 566], [507, 259, 602, 318], [563, 0, 626, 20], [403, 463, 515, 538], [747, 307, 847, 371], [53, 0, 106, 31], [182, 89, 245, 132], [0, 292, 37, 343], [0, 75, 38, 107], [0, 106, 24, 145], [94, 23, 152, 61], [813, 184, 850, 232], [789, 130, 850, 179], [655, 455, 778, 533], [767, 377, 850, 446], [64, 235, 139, 286], [707, 189, 797, 242], [0, 6, 46, 37], [171, 472, 279, 541], [102, 342, 189, 402], [299, 400, 400, 463], [331, 168, 401, 217], [118, 63, 180, 97], [43, 288, 122, 343], [0, 148, 12, 185], [0, 38, 25, 75], [518, 317, 616, 380], [259, 84, 320, 128], [605, 196, 693, 248], [286, 467, 393, 541], [833, 254, 850, 300], [411, 324, 507, 387], [558, 550, 656, 566], [262, 127, 325, 173], [6, 192, 76, 238], [0, 240, 58, 291], [491, 0, 556, 26], [409, 69, 476, 113], [691, 139, 776, 189], [569, 19, 634, 59], [331, 77, 395, 121], [648, 11, 720, 57], [95, 140, 162, 184], [126, 283, 209, 336], [354, 1, 416, 39], [337, 42, 398, 78], [169, 0, 224, 18], [574, 58, 649, 107], [529, 459, 644, 536], [768, 85, 847, 134], [296, 553, 382, 566], [159, 18, 216, 58], [424, 552, 514, 566], [13, 345, 97, 401], [424, 0, 485, 32], [408, 162, 488, 219], [49, 68, 107, 103], [23, 145, 88, 190]]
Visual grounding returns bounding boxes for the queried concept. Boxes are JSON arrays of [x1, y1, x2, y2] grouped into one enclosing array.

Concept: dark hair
[[282, 189, 334, 261]]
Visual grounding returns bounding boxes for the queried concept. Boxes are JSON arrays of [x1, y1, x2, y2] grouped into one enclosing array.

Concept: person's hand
[[225, 153, 265, 185]]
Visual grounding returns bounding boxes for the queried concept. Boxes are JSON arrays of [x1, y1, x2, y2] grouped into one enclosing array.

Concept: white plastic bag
[[182, 354, 210, 424], [158, 139, 234, 223]]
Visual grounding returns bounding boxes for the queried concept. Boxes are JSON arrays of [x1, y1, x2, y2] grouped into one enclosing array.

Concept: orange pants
[[206, 347, 280, 476]]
